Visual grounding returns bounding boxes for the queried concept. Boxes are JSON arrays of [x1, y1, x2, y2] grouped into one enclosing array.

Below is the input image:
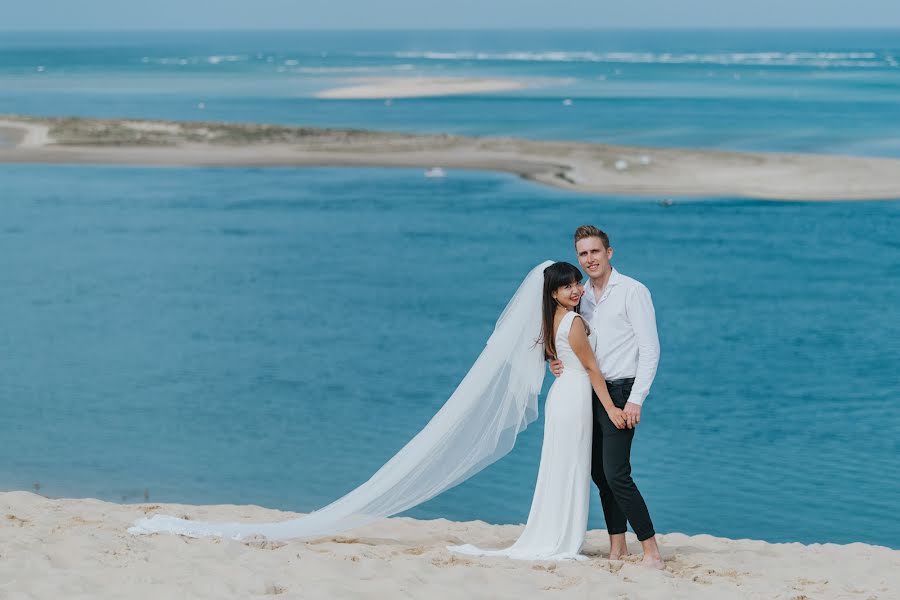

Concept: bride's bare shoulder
[[567, 313, 590, 340]]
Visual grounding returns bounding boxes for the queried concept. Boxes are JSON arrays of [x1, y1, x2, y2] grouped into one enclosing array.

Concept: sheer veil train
[[128, 260, 553, 541]]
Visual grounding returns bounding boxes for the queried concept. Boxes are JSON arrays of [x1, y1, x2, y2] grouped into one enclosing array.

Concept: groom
[[550, 225, 664, 569]]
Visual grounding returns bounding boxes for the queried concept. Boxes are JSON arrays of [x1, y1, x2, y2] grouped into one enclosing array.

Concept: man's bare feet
[[608, 533, 628, 560], [638, 535, 665, 569], [639, 554, 666, 570]]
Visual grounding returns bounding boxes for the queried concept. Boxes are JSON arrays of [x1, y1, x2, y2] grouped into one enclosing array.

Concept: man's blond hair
[[573, 225, 610, 249]]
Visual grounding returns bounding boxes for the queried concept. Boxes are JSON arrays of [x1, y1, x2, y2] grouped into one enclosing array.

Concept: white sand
[[315, 77, 526, 99], [0, 119, 51, 147], [1, 491, 896, 599], [119, 120, 183, 134]]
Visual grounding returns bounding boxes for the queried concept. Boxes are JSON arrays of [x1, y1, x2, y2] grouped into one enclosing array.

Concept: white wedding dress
[[448, 310, 595, 560]]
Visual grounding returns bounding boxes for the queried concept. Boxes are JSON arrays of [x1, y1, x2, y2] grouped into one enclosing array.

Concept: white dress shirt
[[579, 268, 660, 406]]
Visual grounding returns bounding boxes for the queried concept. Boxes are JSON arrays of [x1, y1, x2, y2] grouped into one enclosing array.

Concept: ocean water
[[1, 30, 899, 548]]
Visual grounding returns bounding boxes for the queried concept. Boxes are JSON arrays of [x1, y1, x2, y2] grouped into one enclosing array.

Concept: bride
[[129, 261, 625, 561], [448, 261, 623, 560]]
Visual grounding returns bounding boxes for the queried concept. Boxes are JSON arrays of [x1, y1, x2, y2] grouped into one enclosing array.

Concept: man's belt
[[605, 377, 635, 386]]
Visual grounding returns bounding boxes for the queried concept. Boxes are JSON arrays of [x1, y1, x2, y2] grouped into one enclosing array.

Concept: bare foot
[[608, 533, 628, 560], [639, 554, 666, 570], [638, 535, 664, 569]]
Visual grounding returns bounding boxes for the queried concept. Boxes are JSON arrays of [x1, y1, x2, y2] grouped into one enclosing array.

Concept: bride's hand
[[606, 407, 626, 429]]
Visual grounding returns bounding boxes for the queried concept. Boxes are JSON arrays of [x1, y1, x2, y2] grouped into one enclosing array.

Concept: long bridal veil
[[129, 260, 553, 541]]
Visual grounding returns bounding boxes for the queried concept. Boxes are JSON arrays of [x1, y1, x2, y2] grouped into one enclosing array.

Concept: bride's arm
[[568, 316, 626, 430]]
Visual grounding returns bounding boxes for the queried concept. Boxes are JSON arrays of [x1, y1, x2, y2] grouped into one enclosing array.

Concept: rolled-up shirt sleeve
[[626, 283, 660, 406]]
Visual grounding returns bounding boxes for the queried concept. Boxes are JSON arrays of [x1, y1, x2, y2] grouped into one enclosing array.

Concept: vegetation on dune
[[4, 115, 413, 146]]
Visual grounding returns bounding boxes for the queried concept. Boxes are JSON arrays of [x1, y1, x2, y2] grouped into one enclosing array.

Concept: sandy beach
[[0, 119, 50, 148], [2, 115, 900, 201], [1, 491, 897, 599], [315, 77, 527, 99]]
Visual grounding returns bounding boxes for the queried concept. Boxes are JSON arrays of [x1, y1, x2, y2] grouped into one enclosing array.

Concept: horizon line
[[3, 26, 900, 33]]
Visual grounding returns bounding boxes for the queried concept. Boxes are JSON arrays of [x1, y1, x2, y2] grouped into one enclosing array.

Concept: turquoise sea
[[1, 30, 898, 548]]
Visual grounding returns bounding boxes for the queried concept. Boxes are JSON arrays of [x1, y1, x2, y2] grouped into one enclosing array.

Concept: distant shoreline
[[2, 115, 900, 201]]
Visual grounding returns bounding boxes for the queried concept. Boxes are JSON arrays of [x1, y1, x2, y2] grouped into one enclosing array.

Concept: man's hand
[[548, 359, 564, 377], [623, 402, 641, 429]]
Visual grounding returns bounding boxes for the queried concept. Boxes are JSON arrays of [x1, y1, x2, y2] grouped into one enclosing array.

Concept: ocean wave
[[136, 51, 898, 70], [382, 50, 897, 68], [141, 55, 249, 66], [138, 56, 418, 73]]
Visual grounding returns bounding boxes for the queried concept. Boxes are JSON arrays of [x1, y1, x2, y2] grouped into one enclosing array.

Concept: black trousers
[[591, 380, 656, 541]]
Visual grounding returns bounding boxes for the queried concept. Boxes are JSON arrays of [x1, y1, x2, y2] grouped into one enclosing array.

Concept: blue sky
[[3, 0, 900, 30]]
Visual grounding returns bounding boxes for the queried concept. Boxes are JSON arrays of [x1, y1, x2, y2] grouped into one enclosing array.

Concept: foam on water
[[386, 50, 896, 68]]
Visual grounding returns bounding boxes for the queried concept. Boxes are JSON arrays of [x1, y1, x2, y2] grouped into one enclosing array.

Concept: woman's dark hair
[[540, 261, 587, 360]]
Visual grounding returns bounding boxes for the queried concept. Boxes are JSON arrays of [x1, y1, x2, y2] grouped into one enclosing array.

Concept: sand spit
[[315, 76, 527, 99], [2, 115, 900, 200]]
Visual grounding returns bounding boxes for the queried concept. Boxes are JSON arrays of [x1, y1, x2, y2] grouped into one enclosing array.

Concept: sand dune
[[1, 491, 897, 599], [2, 115, 900, 201]]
